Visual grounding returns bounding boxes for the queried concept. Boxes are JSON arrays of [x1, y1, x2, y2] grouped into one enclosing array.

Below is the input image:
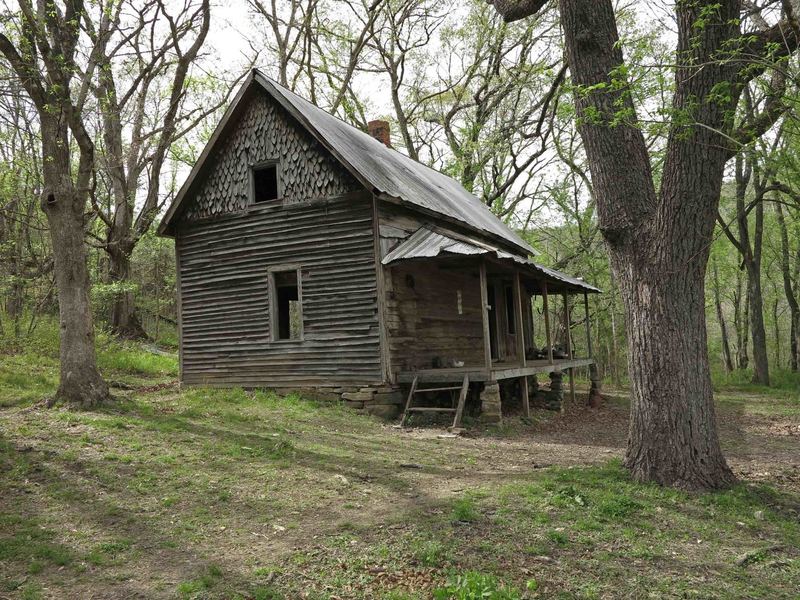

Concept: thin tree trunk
[[776, 202, 799, 371], [746, 257, 770, 384], [108, 248, 147, 339], [734, 271, 750, 369], [712, 257, 734, 373], [773, 296, 781, 368], [744, 196, 769, 385], [721, 151, 770, 384]]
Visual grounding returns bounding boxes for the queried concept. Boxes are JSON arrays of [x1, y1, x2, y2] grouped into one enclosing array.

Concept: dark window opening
[[253, 164, 279, 203], [505, 285, 516, 335], [273, 270, 302, 340]]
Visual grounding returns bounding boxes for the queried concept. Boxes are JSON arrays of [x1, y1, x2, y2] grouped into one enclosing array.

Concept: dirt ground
[[399, 387, 800, 496]]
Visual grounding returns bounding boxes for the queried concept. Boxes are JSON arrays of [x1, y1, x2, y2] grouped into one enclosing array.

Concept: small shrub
[[410, 537, 448, 567], [547, 530, 568, 546], [451, 495, 479, 523], [596, 496, 642, 519], [252, 584, 283, 600], [433, 571, 521, 600]]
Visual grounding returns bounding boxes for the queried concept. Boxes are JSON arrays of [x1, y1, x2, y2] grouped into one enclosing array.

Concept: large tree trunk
[[621, 258, 731, 488], [40, 117, 110, 408], [559, 0, 734, 489]]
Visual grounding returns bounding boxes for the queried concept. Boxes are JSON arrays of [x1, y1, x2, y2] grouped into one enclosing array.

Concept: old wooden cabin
[[158, 70, 601, 424]]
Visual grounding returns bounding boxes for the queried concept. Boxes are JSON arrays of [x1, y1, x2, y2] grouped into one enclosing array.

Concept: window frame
[[267, 265, 304, 342], [250, 160, 282, 205]]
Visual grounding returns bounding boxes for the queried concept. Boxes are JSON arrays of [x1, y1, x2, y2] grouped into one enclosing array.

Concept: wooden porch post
[[564, 291, 576, 409], [479, 261, 492, 373], [514, 272, 527, 368], [542, 281, 553, 364], [583, 291, 594, 359], [514, 271, 529, 417]]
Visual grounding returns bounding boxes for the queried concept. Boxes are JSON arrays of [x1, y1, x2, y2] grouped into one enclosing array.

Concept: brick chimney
[[367, 119, 391, 147]]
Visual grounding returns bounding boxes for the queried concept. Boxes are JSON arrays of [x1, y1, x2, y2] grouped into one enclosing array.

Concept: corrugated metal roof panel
[[257, 73, 534, 256], [383, 227, 601, 293]]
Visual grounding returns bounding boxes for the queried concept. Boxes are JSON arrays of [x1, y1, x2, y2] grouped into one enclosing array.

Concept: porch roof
[[382, 227, 601, 294]]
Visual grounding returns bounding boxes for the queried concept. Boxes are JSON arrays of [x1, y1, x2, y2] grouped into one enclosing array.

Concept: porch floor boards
[[396, 358, 595, 383]]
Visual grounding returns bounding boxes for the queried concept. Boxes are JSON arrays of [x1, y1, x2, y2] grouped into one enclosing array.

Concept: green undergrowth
[[0, 317, 177, 407], [712, 368, 800, 398]]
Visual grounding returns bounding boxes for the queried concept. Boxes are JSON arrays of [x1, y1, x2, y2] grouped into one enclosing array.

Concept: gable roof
[[158, 70, 534, 256]]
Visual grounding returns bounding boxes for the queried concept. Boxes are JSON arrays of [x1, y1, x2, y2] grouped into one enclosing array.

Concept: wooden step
[[400, 374, 470, 428]]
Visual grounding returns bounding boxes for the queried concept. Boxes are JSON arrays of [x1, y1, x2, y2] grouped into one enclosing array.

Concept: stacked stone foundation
[[269, 385, 405, 419], [271, 366, 602, 424]]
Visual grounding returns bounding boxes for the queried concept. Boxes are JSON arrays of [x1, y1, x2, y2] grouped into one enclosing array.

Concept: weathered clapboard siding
[[177, 196, 382, 386], [384, 260, 486, 375], [378, 205, 484, 376], [170, 84, 383, 387], [182, 87, 359, 222]]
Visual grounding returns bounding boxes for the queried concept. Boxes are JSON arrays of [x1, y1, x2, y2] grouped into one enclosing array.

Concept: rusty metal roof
[[383, 227, 601, 293], [159, 71, 534, 256], [257, 74, 534, 255]]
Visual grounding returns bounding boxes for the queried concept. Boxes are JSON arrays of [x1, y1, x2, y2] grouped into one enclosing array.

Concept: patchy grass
[[0, 346, 798, 598]]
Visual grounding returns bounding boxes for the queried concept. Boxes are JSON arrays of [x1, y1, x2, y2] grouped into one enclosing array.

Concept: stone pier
[[479, 380, 502, 423]]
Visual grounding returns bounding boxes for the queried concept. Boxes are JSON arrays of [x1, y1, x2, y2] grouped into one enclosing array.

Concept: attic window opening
[[271, 269, 302, 340], [253, 163, 279, 203]]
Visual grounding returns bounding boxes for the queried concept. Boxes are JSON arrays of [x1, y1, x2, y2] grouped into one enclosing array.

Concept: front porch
[[396, 358, 596, 383], [382, 227, 602, 426]]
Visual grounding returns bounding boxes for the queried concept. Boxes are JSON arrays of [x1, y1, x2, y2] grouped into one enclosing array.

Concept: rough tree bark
[[489, 0, 798, 488], [39, 115, 109, 407]]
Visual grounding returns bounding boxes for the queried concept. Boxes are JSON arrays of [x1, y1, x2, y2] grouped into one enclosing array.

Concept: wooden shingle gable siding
[[173, 88, 382, 387], [182, 88, 360, 222]]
